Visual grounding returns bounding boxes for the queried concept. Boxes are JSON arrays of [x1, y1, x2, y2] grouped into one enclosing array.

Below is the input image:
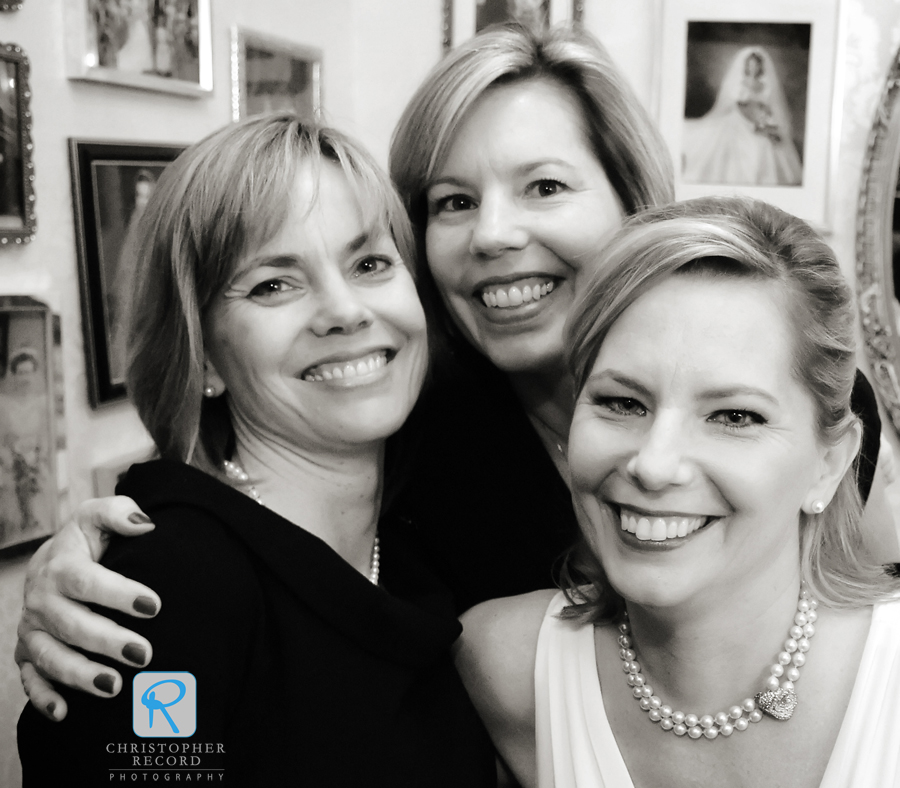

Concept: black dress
[[17, 460, 496, 787], [386, 340, 885, 614]]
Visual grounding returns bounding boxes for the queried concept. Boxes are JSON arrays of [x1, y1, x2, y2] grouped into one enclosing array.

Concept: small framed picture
[[230, 28, 322, 122], [656, 0, 840, 228], [0, 296, 61, 554], [0, 42, 35, 246], [64, 0, 213, 96], [443, 0, 583, 51], [69, 139, 186, 407]]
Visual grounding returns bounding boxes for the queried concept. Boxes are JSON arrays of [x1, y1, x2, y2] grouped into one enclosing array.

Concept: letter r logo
[[133, 672, 196, 737]]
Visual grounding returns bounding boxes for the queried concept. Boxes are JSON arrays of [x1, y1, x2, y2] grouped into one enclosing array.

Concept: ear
[[203, 355, 226, 398], [803, 421, 862, 514]]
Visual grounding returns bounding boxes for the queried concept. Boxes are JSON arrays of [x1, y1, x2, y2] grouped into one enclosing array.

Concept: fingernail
[[133, 596, 158, 616], [46, 701, 57, 718], [93, 673, 116, 694], [128, 512, 153, 525], [123, 643, 147, 665]]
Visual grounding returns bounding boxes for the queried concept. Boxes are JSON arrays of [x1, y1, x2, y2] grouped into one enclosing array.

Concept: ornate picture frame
[[442, 0, 583, 51], [0, 42, 35, 245], [69, 139, 186, 407], [230, 28, 322, 122], [656, 0, 840, 229], [64, 0, 213, 96]]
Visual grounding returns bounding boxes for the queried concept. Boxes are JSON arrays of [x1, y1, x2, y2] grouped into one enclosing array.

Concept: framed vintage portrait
[[230, 28, 322, 122], [443, 0, 583, 51], [64, 0, 213, 96], [0, 297, 62, 554], [69, 139, 186, 407], [656, 0, 840, 228], [0, 43, 35, 246]]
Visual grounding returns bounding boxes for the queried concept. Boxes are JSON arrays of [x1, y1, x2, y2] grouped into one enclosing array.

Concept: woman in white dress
[[682, 46, 803, 186], [456, 196, 900, 788]]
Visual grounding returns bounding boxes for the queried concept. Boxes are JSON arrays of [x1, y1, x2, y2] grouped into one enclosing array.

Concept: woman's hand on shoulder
[[17, 496, 161, 721], [455, 589, 557, 788]]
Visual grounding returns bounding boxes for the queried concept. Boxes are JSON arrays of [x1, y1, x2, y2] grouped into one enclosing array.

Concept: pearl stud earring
[[811, 500, 826, 514], [203, 385, 216, 398]]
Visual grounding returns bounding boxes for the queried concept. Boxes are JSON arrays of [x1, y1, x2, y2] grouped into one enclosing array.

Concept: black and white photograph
[[231, 28, 321, 121], [444, 0, 580, 49], [682, 23, 809, 188], [657, 0, 839, 227], [69, 140, 185, 406], [0, 297, 58, 553], [65, 0, 212, 95]]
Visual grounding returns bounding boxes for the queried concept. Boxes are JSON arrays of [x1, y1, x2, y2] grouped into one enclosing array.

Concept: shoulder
[[455, 590, 558, 735]]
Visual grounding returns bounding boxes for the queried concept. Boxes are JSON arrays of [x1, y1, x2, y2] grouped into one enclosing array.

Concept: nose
[[309, 273, 373, 337], [626, 410, 693, 491], [469, 190, 528, 258]]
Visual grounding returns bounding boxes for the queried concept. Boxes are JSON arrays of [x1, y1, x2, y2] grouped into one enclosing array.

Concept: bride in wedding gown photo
[[682, 45, 804, 187]]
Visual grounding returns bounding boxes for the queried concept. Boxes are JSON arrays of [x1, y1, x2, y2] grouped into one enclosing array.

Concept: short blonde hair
[[389, 23, 675, 339], [561, 196, 900, 618], [125, 114, 416, 474]]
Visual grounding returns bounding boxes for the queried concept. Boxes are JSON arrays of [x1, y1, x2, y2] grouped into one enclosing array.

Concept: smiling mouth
[[619, 507, 715, 542], [302, 350, 393, 382], [478, 276, 557, 309]]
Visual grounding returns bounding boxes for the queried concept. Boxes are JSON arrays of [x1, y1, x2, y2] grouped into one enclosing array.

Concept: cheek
[[568, 418, 620, 494], [424, 223, 466, 296]]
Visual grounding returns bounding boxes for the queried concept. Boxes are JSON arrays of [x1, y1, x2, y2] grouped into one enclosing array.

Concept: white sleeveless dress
[[534, 591, 900, 787]]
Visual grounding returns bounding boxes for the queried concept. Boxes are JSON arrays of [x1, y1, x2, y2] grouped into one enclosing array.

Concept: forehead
[[441, 77, 595, 167], [596, 275, 796, 389]]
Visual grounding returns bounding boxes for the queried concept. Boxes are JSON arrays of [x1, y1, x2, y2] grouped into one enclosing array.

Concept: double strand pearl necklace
[[618, 585, 818, 740], [223, 459, 381, 585]]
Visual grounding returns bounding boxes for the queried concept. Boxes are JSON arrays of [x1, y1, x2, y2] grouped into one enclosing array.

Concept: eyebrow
[[586, 370, 780, 406], [426, 159, 577, 191]]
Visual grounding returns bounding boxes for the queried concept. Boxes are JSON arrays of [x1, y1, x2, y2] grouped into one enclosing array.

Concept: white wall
[[0, 1, 898, 784]]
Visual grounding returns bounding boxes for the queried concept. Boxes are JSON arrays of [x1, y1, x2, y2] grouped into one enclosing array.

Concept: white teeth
[[619, 510, 707, 542], [303, 351, 388, 382], [481, 279, 555, 309]]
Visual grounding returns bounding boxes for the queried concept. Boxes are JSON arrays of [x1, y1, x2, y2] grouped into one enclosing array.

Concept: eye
[[594, 396, 647, 418], [246, 278, 301, 303], [352, 256, 393, 278], [431, 194, 476, 214], [527, 179, 567, 198], [709, 410, 766, 430]]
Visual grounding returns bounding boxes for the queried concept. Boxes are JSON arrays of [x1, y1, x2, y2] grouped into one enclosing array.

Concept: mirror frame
[[857, 45, 900, 435]]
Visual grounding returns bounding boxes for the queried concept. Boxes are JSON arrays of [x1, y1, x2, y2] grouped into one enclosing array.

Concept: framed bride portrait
[[656, 0, 840, 229]]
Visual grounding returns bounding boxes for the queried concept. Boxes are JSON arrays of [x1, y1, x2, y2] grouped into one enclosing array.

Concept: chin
[[480, 336, 567, 375]]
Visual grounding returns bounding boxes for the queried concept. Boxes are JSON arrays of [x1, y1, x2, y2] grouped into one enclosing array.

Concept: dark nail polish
[[133, 596, 158, 616], [128, 512, 152, 525], [46, 701, 56, 718], [93, 673, 116, 694], [123, 643, 147, 665]]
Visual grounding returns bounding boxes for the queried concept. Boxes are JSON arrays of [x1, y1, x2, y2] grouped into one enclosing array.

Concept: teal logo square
[[133, 671, 196, 737]]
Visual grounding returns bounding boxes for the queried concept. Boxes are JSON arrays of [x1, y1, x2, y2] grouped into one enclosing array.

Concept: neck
[[625, 569, 803, 714], [230, 429, 382, 576]]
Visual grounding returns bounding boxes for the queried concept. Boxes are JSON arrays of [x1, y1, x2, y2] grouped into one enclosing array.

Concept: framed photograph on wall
[[230, 28, 322, 122], [64, 0, 213, 96], [69, 139, 186, 407], [656, 0, 840, 228], [0, 42, 35, 246], [443, 0, 583, 51], [0, 297, 61, 554]]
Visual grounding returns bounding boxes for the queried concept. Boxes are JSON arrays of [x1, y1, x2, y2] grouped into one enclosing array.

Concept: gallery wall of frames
[[0, 1, 899, 786]]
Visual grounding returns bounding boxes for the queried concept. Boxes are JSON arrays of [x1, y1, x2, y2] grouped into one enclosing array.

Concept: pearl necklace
[[618, 585, 817, 740], [223, 459, 381, 585]]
